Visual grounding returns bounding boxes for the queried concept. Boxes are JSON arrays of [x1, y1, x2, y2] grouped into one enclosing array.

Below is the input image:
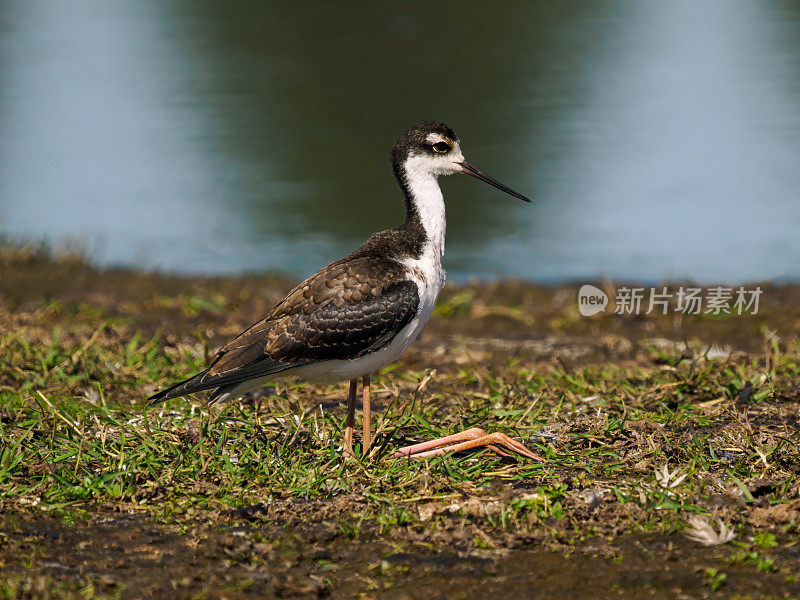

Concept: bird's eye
[[432, 141, 452, 153]]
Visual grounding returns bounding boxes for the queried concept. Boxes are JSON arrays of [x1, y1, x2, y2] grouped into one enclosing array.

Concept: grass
[[2, 309, 798, 535], [1, 247, 799, 597]]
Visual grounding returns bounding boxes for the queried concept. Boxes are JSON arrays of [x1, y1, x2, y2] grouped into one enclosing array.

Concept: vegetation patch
[[1, 246, 799, 598]]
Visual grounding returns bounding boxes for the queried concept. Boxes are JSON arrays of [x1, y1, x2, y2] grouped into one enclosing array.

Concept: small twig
[[64, 321, 108, 367], [514, 393, 542, 426]]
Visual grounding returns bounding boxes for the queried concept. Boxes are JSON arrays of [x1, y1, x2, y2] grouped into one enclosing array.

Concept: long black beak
[[459, 161, 531, 203]]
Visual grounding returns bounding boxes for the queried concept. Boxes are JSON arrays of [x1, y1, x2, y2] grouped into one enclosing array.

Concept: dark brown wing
[[147, 257, 418, 403]]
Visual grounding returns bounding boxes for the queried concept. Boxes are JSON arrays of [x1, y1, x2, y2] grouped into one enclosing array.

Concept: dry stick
[[285, 407, 310, 447], [36, 391, 79, 433], [65, 321, 108, 367], [514, 392, 542, 427]]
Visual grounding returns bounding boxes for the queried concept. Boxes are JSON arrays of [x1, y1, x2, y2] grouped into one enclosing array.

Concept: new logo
[[578, 284, 608, 316]]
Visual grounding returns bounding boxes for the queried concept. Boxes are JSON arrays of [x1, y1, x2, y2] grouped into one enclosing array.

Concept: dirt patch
[[750, 500, 800, 528], [3, 513, 799, 599]]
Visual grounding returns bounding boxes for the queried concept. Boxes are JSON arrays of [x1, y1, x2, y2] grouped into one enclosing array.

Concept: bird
[[148, 120, 543, 461]]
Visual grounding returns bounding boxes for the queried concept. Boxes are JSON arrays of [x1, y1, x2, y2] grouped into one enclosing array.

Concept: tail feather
[[147, 357, 302, 406], [206, 383, 238, 406], [146, 370, 210, 406]]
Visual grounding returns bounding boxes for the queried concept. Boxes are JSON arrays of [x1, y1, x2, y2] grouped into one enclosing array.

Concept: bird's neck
[[394, 158, 446, 261]]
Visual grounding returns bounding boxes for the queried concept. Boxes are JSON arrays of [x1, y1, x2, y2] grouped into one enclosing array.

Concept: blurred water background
[[1, 1, 799, 283]]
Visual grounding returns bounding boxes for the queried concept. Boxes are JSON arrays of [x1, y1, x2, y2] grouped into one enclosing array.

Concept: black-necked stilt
[[148, 121, 542, 461]]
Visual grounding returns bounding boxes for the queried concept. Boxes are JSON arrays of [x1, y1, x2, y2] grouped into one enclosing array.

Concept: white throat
[[403, 155, 447, 259]]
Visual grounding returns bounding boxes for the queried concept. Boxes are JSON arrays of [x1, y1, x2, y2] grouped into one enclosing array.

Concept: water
[[1, 1, 799, 283]]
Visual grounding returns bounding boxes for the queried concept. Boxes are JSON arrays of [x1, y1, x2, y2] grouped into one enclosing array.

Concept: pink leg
[[362, 375, 371, 457], [390, 427, 545, 461], [343, 379, 357, 456]]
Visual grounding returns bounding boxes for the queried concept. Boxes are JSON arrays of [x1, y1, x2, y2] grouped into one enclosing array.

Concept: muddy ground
[[4, 511, 799, 599], [1, 244, 799, 599]]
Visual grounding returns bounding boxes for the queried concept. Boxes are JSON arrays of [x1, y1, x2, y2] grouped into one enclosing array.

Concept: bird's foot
[[389, 427, 545, 461]]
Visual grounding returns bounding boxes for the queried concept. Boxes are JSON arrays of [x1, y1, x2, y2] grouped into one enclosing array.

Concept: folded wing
[[147, 257, 418, 404]]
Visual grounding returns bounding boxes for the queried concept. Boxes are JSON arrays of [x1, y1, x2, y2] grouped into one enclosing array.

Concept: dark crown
[[391, 120, 458, 165]]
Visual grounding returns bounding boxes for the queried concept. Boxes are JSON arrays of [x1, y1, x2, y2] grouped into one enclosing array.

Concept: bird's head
[[391, 120, 531, 202]]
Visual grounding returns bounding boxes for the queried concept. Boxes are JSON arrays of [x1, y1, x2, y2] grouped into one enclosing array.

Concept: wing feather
[[147, 257, 419, 403]]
